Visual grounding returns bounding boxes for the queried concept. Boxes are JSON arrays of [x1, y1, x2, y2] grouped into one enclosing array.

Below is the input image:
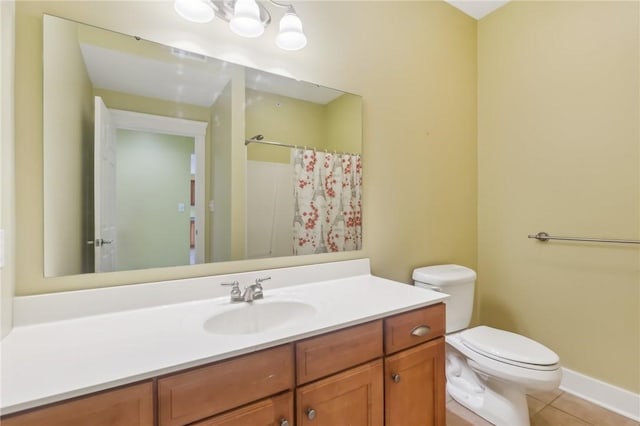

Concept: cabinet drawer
[[1, 381, 153, 426], [296, 320, 382, 385], [158, 344, 294, 426], [384, 304, 445, 354], [191, 392, 293, 426]]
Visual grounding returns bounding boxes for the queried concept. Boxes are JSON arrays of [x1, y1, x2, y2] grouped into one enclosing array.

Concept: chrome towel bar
[[528, 232, 640, 245]]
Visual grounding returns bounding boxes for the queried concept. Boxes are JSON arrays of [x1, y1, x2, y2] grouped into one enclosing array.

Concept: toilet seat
[[460, 326, 560, 371]]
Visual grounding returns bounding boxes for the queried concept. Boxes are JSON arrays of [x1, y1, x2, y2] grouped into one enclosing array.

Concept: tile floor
[[446, 389, 640, 426]]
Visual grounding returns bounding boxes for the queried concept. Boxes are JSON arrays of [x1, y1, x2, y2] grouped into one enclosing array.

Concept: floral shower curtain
[[292, 149, 362, 255]]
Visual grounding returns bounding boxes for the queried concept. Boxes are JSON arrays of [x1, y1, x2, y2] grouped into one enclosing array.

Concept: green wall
[[116, 129, 194, 270]]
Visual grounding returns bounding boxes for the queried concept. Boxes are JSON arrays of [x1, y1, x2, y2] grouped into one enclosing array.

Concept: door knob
[[279, 419, 290, 426], [392, 373, 401, 383], [93, 238, 113, 247]]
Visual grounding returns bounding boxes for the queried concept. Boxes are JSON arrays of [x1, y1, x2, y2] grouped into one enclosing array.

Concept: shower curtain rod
[[244, 135, 360, 157], [528, 231, 640, 245]]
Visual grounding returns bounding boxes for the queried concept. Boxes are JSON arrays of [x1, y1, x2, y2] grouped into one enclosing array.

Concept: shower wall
[[478, 1, 639, 393], [246, 160, 294, 259]]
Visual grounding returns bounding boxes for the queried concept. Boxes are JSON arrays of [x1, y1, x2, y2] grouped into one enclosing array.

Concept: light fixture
[[174, 0, 216, 23], [174, 0, 308, 51], [275, 5, 307, 51], [229, 0, 264, 38]]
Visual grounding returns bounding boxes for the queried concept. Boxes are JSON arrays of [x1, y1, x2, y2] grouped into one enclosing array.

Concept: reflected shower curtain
[[292, 149, 362, 255]]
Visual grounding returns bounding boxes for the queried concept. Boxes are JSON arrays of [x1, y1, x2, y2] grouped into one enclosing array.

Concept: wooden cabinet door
[[192, 392, 293, 426], [385, 337, 445, 426], [296, 360, 383, 426], [1, 381, 153, 426]]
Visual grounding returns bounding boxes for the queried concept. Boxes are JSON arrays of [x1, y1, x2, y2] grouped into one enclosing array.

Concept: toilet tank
[[412, 264, 476, 333]]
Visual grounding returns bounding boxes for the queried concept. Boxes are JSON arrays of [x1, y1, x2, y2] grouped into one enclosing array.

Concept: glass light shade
[[174, 0, 215, 23], [275, 11, 307, 51], [229, 0, 264, 38]]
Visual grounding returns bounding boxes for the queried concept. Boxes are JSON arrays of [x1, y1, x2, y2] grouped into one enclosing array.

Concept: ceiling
[[444, 0, 510, 19], [80, 43, 343, 108]]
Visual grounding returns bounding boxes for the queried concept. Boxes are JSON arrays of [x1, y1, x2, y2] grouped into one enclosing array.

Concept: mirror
[[43, 15, 362, 277]]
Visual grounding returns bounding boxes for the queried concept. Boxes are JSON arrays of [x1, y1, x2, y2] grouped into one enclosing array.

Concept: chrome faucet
[[242, 284, 260, 302], [221, 277, 271, 303]]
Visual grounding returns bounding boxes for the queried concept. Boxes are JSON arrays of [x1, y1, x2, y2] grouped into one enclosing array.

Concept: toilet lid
[[461, 326, 559, 367]]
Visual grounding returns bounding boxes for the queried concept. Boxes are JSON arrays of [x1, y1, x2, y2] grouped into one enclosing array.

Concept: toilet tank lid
[[412, 264, 476, 286]]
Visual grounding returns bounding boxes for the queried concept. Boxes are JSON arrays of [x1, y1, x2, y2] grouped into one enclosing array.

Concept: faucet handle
[[252, 277, 270, 299], [221, 281, 242, 302], [255, 276, 271, 286]]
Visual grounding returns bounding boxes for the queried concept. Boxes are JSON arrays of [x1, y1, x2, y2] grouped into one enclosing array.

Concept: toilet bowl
[[413, 265, 562, 426]]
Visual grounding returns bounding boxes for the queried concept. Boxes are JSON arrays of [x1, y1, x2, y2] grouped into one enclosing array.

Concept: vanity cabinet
[[1, 304, 446, 426], [0, 381, 153, 426]]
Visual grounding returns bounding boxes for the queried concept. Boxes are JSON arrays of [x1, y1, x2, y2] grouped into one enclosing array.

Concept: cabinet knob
[[392, 373, 401, 383], [279, 419, 290, 426], [306, 408, 317, 420]]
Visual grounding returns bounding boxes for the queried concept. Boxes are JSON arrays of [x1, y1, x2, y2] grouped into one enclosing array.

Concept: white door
[[94, 96, 117, 272]]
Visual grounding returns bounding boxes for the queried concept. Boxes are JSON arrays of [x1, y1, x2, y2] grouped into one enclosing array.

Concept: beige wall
[[246, 90, 362, 164], [42, 15, 94, 277], [1, 0, 16, 338], [478, 1, 639, 393], [229, 67, 247, 261], [12, 0, 477, 294], [364, 3, 478, 284], [211, 82, 234, 262], [246, 88, 326, 164], [211, 68, 246, 263], [325, 94, 362, 155]]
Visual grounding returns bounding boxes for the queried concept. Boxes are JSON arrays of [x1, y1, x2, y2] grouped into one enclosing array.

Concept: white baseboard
[[560, 367, 640, 422]]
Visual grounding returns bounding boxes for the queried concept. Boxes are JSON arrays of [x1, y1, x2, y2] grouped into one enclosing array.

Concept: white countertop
[[0, 261, 447, 415]]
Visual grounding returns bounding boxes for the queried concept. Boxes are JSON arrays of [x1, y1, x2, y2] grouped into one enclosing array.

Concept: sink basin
[[203, 300, 317, 334]]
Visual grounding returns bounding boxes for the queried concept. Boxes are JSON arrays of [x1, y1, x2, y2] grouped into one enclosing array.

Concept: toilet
[[413, 264, 562, 426]]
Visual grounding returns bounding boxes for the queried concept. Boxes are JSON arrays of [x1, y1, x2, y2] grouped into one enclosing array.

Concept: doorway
[[93, 98, 207, 271]]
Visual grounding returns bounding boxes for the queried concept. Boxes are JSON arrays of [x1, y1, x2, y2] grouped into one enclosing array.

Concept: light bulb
[[275, 7, 307, 51], [229, 0, 265, 38], [174, 0, 215, 23]]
